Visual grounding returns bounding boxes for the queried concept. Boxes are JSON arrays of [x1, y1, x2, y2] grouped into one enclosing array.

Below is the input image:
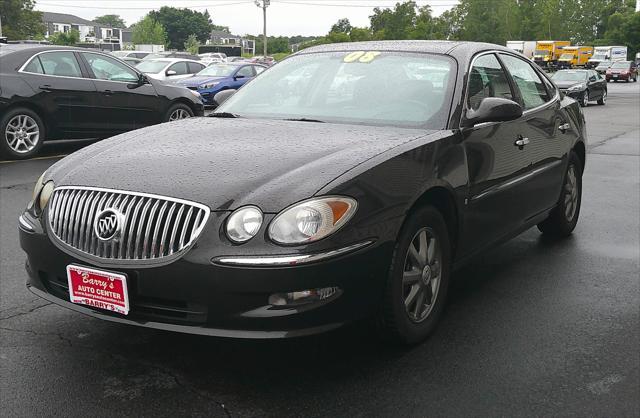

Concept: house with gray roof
[[42, 12, 132, 48]]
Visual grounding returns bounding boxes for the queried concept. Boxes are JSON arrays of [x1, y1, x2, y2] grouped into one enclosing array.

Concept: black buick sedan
[[0, 44, 204, 159], [19, 41, 586, 344]]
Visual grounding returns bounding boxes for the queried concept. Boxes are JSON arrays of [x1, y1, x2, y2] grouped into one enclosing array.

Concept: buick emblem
[[94, 208, 123, 241]]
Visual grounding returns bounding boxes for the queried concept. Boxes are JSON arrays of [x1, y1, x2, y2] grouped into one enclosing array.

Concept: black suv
[[0, 45, 204, 159]]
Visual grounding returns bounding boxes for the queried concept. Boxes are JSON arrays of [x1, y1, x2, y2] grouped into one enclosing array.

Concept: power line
[[36, 1, 254, 10], [273, 0, 458, 6]]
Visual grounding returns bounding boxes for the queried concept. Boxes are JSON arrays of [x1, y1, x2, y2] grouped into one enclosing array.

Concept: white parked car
[[199, 52, 227, 66], [135, 58, 206, 82]]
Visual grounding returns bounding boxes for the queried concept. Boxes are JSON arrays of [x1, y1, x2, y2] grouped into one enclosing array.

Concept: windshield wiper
[[210, 112, 241, 118], [283, 118, 325, 123]]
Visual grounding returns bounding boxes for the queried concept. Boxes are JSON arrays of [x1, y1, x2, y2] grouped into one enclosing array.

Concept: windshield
[[560, 53, 575, 60], [217, 51, 455, 129], [135, 60, 170, 73], [198, 64, 237, 77], [111, 51, 128, 57], [552, 71, 587, 82], [144, 53, 168, 60], [534, 49, 550, 56], [596, 61, 611, 68], [610, 61, 630, 69], [592, 54, 607, 60]]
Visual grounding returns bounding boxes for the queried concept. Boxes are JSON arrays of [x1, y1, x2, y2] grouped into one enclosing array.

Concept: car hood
[[176, 76, 226, 87], [46, 118, 434, 212], [554, 80, 586, 89]]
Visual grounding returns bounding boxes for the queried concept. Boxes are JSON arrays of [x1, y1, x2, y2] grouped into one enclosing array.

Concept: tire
[[537, 151, 582, 237], [580, 90, 589, 107], [0, 107, 45, 160], [597, 90, 607, 105], [376, 205, 451, 345], [164, 103, 194, 122]]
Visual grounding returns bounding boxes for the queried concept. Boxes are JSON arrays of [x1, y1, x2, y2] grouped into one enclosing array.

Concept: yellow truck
[[533, 41, 571, 68], [557, 46, 594, 69]]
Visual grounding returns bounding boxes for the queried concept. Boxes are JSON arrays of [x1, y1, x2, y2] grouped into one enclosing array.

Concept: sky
[[34, 0, 459, 36]]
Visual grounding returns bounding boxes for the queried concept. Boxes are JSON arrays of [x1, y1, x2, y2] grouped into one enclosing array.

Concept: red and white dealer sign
[[66, 265, 130, 315]]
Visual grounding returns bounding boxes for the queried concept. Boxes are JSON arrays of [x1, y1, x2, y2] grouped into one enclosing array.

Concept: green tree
[[132, 15, 166, 45], [148, 7, 212, 50], [349, 27, 372, 42], [49, 29, 79, 45], [0, 0, 44, 40], [330, 18, 353, 34], [93, 14, 126, 28], [184, 34, 199, 54]]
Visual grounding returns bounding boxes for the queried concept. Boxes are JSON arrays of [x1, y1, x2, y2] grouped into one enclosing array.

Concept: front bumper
[[19, 213, 390, 338], [560, 89, 585, 99]]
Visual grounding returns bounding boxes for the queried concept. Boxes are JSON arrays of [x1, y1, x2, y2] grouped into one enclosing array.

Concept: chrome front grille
[[47, 187, 210, 261]]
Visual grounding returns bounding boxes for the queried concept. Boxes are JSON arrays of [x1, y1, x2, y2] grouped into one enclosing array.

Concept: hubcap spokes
[[5, 115, 39, 153], [169, 109, 190, 121], [564, 165, 578, 221], [402, 227, 442, 323]]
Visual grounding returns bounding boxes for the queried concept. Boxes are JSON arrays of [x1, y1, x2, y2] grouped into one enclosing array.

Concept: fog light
[[269, 287, 341, 306]]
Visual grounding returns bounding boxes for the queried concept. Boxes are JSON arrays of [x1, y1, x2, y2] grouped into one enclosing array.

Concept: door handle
[[559, 123, 571, 133], [39, 84, 53, 92], [514, 136, 530, 149], [103, 89, 114, 96]]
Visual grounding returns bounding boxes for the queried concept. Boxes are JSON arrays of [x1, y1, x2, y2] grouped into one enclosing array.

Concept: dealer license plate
[[67, 265, 130, 315]]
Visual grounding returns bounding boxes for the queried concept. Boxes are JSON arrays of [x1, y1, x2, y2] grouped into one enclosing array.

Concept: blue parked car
[[176, 63, 267, 106]]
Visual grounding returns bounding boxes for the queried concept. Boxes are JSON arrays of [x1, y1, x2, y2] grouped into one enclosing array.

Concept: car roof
[[298, 40, 517, 63], [145, 58, 201, 63]]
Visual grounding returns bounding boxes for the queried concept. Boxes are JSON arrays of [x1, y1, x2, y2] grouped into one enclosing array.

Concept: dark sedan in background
[[176, 62, 267, 106], [20, 41, 586, 345], [551, 69, 607, 107], [0, 45, 204, 159]]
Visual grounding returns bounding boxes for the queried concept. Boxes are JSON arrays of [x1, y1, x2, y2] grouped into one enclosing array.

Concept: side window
[[254, 65, 266, 75], [187, 62, 205, 74], [82, 52, 138, 82], [467, 54, 514, 110], [23, 56, 44, 74], [37, 52, 82, 77], [168, 61, 188, 75], [500, 54, 552, 110], [236, 66, 254, 78]]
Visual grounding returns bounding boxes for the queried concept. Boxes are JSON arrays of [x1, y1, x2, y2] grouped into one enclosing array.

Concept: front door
[[79, 52, 160, 135], [19, 50, 97, 138], [460, 53, 532, 255]]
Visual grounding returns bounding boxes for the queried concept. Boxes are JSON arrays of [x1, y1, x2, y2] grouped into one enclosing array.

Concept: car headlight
[[226, 206, 263, 243], [30, 173, 45, 207], [38, 181, 55, 211], [268, 196, 357, 245], [199, 82, 220, 89], [29, 173, 55, 215], [568, 83, 585, 91]]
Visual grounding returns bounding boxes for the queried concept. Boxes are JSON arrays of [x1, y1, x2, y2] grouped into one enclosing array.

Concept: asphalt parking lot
[[1, 82, 638, 417]]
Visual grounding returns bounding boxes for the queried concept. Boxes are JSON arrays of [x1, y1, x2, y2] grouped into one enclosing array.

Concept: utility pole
[[0, 14, 3, 37], [255, 0, 270, 56]]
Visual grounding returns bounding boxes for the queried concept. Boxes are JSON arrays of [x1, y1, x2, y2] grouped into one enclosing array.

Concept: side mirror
[[166, 70, 177, 76], [128, 73, 148, 89], [214, 89, 237, 106], [234, 74, 245, 80], [589, 76, 597, 82], [462, 97, 523, 128]]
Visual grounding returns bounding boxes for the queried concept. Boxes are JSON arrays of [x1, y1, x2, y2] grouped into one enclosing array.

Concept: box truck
[[586, 46, 627, 68], [557, 46, 594, 69], [533, 40, 571, 68], [506, 41, 536, 59]]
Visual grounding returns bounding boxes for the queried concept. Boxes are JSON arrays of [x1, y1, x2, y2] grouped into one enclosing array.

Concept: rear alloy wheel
[[165, 103, 194, 122], [597, 90, 607, 105], [537, 151, 582, 237], [0, 107, 45, 160], [580, 90, 589, 107], [377, 206, 451, 345]]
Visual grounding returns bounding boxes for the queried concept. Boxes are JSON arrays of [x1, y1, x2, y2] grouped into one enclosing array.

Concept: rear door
[[19, 50, 97, 137], [498, 53, 573, 219], [79, 51, 161, 134], [460, 53, 532, 254], [166, 61, 198, 81]]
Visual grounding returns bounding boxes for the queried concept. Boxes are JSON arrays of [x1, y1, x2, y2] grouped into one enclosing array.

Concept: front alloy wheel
[[581, 90, 589, 107], [169, 108, 192, 121], [377, 205, 451, 345], [402, 228, 442, 323]]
